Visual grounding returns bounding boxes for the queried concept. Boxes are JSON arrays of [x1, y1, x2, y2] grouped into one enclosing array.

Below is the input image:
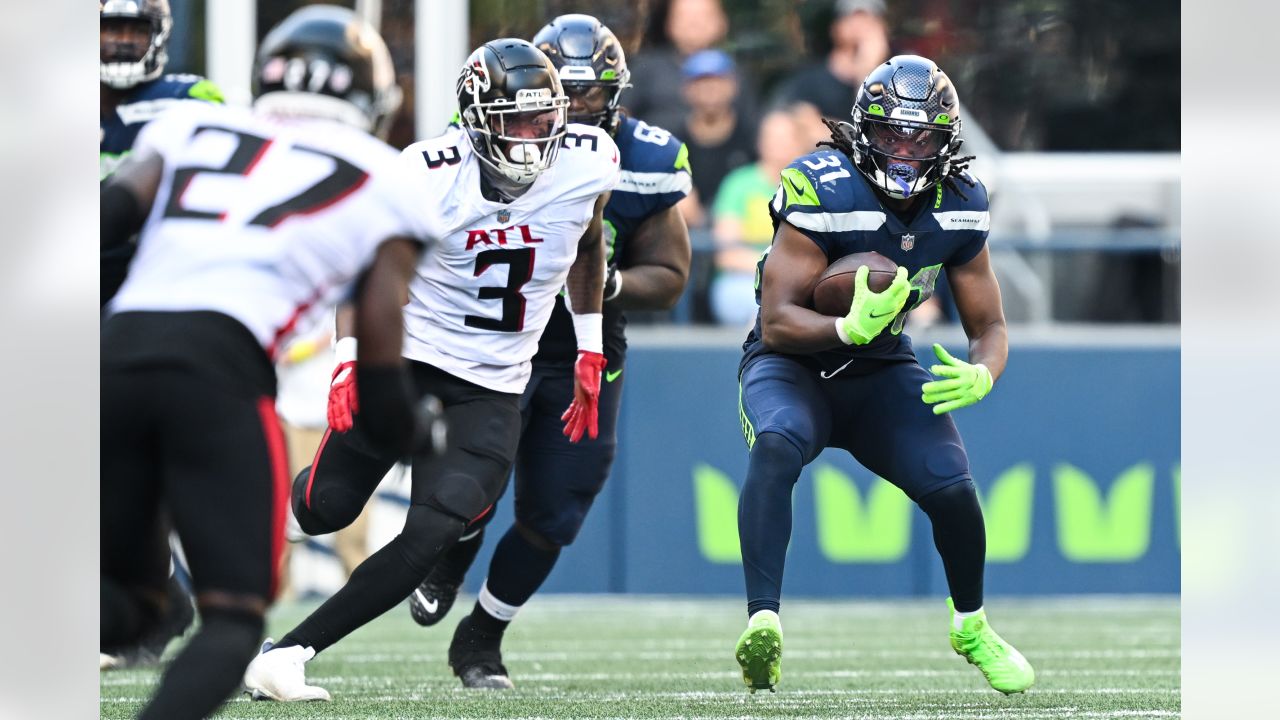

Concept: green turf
[[100, 594, 1179, 719]]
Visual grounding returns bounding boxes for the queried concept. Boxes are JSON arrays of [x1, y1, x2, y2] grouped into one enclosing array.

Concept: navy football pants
[[469, 360, 624, 546], [736, 354, 981, 614]]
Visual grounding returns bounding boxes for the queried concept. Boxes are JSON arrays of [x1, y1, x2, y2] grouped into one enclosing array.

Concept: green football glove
[[837, 265, 910, 345], [921, 343, 993, 415]]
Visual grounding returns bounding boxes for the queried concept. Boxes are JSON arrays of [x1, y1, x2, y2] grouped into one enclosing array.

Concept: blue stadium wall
[[467, 340, 1180, 597]]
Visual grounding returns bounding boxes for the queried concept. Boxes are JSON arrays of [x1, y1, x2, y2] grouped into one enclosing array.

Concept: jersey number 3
[[464, 248, 535, 333], [163, 124, 369, 227]]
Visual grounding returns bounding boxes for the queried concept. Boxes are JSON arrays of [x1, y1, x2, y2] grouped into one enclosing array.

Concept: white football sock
[[477, 580, 521, 622], [953, 606, 984, 631]]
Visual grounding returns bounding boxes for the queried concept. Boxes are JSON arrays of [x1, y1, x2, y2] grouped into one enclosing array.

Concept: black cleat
[[409, 573, 461, 627], [448, 616, 514, 689]]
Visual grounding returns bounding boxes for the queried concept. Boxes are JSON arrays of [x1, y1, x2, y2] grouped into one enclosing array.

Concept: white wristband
[[334, 336, 358, 364], [571, 312, 604, 354], [834, 317, 854, 345]]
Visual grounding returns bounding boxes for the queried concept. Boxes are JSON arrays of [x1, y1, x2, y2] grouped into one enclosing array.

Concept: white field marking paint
[[331, 646, 1178, 663]]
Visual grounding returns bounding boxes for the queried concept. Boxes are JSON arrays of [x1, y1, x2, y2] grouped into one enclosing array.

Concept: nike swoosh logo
[[605, 369, 623, 383], [785, 177, 806, 198], [869, 309, 897, 319], [413, 589, 438, 614]]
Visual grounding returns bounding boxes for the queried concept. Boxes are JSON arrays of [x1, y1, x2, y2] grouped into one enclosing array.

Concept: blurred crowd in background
[[170, 0, 1181, 327]]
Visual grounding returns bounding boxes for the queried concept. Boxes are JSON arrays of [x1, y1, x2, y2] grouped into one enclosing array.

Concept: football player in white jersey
[[99, 8, 437, 719], [243, 39, 620, 702]]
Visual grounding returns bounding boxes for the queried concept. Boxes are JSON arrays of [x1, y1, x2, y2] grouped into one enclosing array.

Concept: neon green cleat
[[947, 598, 1035, 694], [735, 610, 782, 693]]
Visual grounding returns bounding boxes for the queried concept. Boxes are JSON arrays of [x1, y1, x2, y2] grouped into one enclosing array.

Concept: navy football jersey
[[534, 114, 692, 366], [741, 148, 989, 375], [101, 73, 224, 179]]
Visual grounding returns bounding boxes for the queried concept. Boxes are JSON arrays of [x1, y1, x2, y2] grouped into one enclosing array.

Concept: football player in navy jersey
[[733, 55, 1035, 695], [98, 0, 222, 671], [405, 14, 692, 689], [101, 0, 223, 308]]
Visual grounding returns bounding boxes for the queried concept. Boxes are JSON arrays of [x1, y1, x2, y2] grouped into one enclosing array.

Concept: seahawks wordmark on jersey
[[399, 123, 620, 394], [742, 148, 989, 374], [109, 102, 440, 357]]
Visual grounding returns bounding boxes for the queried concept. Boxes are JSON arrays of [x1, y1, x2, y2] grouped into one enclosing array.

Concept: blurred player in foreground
[[100, 7, 435, 718], [243, 38, 620, 702], [733, 55, 1035, 694], [405, 14, 692, 689], [100, 0, 223, 670]]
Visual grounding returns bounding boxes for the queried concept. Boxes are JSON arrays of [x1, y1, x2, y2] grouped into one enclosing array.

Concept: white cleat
[[242, 639, 331, 702], [100, 652, 121, 670]]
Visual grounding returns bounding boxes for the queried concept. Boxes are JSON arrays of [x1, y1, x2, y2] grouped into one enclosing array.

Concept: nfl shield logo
[[497, 209, 511, 224], [900, 233, 916, 251]]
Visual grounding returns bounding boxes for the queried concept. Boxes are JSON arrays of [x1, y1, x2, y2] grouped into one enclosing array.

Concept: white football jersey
[[109, 102, 441, 358], [399, 124, 619, 393]]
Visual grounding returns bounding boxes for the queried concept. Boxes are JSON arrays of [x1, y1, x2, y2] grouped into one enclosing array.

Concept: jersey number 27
[[162, 124, 369, 228]]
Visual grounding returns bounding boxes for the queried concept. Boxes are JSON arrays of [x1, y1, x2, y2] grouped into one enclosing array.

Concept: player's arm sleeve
[[768, 162, 834, 257]]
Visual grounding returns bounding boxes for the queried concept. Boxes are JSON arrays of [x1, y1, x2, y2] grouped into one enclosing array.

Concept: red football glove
[[327, 360, 358, 432], [561, 350, 607, 443]]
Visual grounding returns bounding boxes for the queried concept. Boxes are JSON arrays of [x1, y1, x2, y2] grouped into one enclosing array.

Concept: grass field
[[100, 594, 1179, 719]]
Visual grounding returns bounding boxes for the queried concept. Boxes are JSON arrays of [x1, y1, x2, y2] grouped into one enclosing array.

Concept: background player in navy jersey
[[405, 14, 692, 689], [100, 7, 435, 717], [733, 55, 1035, 695], [101, 0, 223, 306], [98, 0, 222, 671]]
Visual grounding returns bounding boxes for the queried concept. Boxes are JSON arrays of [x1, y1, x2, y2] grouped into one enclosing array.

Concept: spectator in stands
[[772, 0, 890, 120], [678, 49, 757, 230], [710, 108, 809, 326], [627, 0, 759, 137]]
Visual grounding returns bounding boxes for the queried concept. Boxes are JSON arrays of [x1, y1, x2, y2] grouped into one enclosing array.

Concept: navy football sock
[[469, 526, 560, 635], [138, 608, 263, 720], [918, 480, 986, 613], [738, 432, 804, 618]]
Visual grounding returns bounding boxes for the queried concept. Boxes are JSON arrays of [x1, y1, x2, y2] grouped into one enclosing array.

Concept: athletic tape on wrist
[[834, 317, 854, 345], [334, 336, 358, 364], [572, 312, 604, 354]]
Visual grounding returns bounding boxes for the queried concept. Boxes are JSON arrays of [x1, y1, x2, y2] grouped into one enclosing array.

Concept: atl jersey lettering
[[399, 124, 620, 393], [100, 73, 224, 179], [534, 115, 692, 367], [109, 102, 440, 357], [741, 148, 989, 375]]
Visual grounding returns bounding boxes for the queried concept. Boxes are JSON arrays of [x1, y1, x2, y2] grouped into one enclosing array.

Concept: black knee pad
[[425, 472, 493, 524], [292, 470, 366, 535], [396, 504, 467, 576]]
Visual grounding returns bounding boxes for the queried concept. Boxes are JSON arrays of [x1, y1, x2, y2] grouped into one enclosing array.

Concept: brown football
[[811, 251, 899, 317]]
